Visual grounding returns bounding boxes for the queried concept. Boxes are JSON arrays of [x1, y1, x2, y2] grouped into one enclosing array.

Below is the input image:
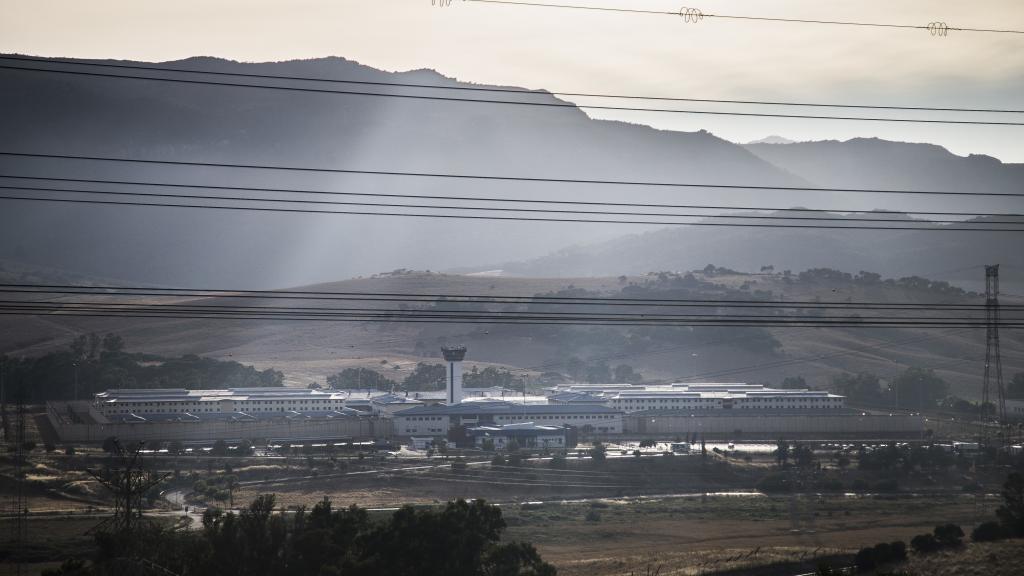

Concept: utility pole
[[9, 388, 27, 576], [981, 265, 1006, 446], [1, 356, 7, 442]]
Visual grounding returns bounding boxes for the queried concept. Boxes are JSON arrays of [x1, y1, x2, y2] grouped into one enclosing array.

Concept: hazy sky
[[3, 0, 1023, 161]]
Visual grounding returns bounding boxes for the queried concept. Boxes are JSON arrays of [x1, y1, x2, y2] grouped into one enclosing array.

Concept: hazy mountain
[[3, 56, 1020, 291], [488, 137, 1024, 291], [493, 213, 1024, 292], [746, 135, 796, 145], [0, 55, 806, 289], [744, 137, 1024, 196]]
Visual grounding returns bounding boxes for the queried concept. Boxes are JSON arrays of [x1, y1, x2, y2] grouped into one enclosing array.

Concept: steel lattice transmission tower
[[982, 265, 1006, 440], [7, 389, 27, 576]]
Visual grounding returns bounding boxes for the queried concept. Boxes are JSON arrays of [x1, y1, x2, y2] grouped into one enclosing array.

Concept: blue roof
[[395, 401, 621, 417]]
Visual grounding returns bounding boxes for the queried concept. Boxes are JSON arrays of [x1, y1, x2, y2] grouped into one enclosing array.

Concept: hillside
[[0, 55, 804, 289], [2, 57, 1021, 293], [2, 268, 1021, 400]]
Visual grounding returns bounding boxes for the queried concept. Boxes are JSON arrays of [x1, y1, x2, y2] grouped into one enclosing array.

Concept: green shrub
[[910, 533, 939, 554], [756, 472, 791, 493], [933, 523, 964, 547], [971, 521, 1008, 542]]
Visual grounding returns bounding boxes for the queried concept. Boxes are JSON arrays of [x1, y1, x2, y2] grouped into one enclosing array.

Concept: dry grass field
[[3, 271, 1022, 398]]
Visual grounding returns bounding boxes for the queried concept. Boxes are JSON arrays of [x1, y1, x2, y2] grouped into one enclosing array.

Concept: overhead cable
[[2, 55, 1020, 114], [3, 151, 1023, 198]]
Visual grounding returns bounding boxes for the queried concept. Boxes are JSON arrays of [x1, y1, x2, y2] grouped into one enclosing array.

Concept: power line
[[2, 299, 1009, 323], [1, 63, 1020, 127], [0, 305, 1014, 328], [3, 193, 1022, 231], [3, 151, 1023, 199], [4, 174, 1019, 219], [460, 0, 1024, 35], [7, 183, 1024, 226], [2, 55, 1021, 114], [3, 284, 1013, 310]]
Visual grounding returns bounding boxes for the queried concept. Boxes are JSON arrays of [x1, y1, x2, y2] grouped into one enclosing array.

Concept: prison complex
[[47, 345, 926, 444]]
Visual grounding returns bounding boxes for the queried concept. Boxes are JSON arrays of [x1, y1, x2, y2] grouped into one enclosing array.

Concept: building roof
[[395, 401, 621, 417], [106, 408, 364, 423], [95, 387, 350, 403], [547, 391, 607, 403], [467, 422, 567, 434], [548, 382, 843, 401]]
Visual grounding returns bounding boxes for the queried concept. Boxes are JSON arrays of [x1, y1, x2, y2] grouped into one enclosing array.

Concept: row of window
[[613, 398, 838, 404], [496, 414, 616, 421]]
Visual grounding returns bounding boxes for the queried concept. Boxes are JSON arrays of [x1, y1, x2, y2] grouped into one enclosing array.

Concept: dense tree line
[[45, 496, 555, 576], [325, 364, 526, 392], [832, 372, 883, 403], [1, 334, 283, 402], [830, 367, 950, 410], [421, 274, 781, 362], [796, 268, 971, 296], [563, 358, 641, 384], [463, 366, 521, 389], [326, 368, 397, 391]]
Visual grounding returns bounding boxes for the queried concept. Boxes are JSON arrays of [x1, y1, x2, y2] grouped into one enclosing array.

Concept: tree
[[1008, 373, 1024, 399], [996, 472, 1024, 536], [971, 521, 1008, 542], [237, 439, 254, 456], [832, 372, 882, 402], [775, 440, 790, 467], [910, 533, 940, 553], [933, 523, 963, 548], [584, 361, 612, 383], [793, 442, 815, 468], [326, 367, 396, 390], [589, 442, 607, 463], [402, 363, 447, 391], [102, 436, 119, 454], [613, 364, 642, 384], [779, 376, 807, 390], [894, 367, 949, 410], [854, 547, 877, 572], [463, 366, 518, 389], [565, 357, 586, 382], [101, 333, 125, 355], [212, 439, 229, 457]]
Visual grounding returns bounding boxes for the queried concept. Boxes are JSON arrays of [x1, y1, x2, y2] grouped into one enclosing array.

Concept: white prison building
[[548, 383, 845, 413]]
